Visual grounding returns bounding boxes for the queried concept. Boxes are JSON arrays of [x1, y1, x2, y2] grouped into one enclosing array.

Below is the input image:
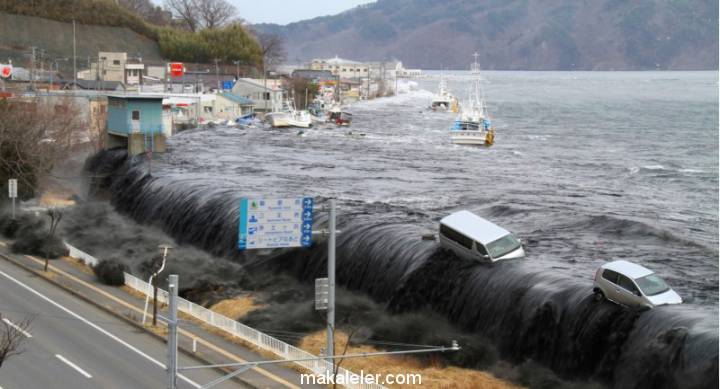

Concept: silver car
[[593, 260, 682, 308]]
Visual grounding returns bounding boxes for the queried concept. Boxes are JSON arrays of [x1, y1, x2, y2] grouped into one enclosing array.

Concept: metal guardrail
[[123, 272, 386, 389]]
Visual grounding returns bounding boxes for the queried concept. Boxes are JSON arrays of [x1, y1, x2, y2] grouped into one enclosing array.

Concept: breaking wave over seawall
[[86, 72, 718, 387]]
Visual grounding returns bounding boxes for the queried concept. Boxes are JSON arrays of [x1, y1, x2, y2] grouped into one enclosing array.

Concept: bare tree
[[257, 32, 286, 66], [165, 0, 235, 31], [119, 0, 172, 25], [0, 98, 81, 200], [0, 314, 33, 369], [165, 0, 199, 32], [195, 0, 236, 29], [44, 208, 63, 272], [118, 0, 152, 15]]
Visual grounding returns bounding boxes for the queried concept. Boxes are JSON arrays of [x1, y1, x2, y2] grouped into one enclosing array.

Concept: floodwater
[[89, 71, 719, 388], [163, 71, 719, 305]]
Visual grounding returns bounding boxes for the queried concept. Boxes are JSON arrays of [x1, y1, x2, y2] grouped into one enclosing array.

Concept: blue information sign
[[238, 197, 313, 250]]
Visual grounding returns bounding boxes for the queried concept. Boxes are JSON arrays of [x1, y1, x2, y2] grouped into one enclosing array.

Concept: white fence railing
[[66, 242, 385, 388], [65, 243, 99, 267], [124, 272, 386, 389]]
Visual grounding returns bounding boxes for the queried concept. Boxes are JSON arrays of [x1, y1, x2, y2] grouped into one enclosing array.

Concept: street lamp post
[[142, 245, 172, 326]]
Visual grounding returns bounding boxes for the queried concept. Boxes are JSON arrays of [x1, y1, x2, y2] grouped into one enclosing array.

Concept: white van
[[439, 210, 525, 262]]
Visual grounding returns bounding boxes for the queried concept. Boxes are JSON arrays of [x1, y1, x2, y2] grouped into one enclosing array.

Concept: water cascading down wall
[[87, 150, 718, 389]]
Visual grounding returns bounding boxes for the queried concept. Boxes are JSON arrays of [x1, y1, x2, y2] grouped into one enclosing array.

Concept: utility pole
[[233, 60, 240, 80], [30, 47, 36, 91], [73, 19, 77, 90], [326, 199, 336, 369], [214, 58, 220, 91], [263, 58, 268, 111], [167, 274, 178, 389]]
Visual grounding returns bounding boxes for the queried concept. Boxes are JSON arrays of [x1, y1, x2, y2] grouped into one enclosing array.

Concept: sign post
[[238, 197, 313, 250], [326, 199, 336, 370], [315, 277, 329, 310], [8, 178, 17, 219], [167, 274, 178, 389]]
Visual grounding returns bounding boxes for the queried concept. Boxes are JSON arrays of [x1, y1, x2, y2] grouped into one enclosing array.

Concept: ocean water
[[90, 71, 719, 387], [161, 71, 719, 305]]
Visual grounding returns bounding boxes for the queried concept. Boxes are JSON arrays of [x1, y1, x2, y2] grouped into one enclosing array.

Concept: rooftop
[[440, 210, 510, 245], [601, 260, 654, 279], [315, 56, 362, 65], [218, 92, 254, 105]]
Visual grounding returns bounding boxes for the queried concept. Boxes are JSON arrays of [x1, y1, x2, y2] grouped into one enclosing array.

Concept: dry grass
[[38, 189, 76, 207], [209, 296, 264, 320], [61, 256, 95, 276], [299, 331, 521, 389]]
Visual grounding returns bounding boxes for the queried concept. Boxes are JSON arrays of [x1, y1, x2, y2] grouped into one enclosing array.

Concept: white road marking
[[55, 354, 92, 379], [0, 268, 201, 388], [2, 318, 32, 338]]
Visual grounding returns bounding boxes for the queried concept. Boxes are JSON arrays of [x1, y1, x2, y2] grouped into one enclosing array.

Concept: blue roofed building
[[106, 95, 168, 155], [213, 92, 254, 120]]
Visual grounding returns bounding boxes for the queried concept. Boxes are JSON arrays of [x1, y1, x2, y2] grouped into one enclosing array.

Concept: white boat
[[449, 53, 495, 146], [266, 99, 313, 128], [431, 72, 455, 111]]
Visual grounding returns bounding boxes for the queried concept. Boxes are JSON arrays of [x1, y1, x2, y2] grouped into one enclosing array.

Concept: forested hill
[[255, 0, 718, 70], [0, 0, 262, 65]]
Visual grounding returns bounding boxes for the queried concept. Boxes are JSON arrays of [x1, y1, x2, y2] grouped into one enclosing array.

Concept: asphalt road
[[0, 259, 247, 389]]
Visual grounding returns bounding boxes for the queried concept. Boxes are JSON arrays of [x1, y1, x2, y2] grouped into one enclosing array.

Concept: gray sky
[[229, 0, 374, 25]]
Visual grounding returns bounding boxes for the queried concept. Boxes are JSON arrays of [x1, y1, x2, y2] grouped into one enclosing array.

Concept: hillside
[[0, 12, 163, 67], [0, 0, 262, 66], [255, 0, 719, 70]]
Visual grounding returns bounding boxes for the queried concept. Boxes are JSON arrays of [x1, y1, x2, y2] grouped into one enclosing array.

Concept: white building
[[77, 52, 145, 88], [310, 56, 370, 80], [231, 78, 283, 112], [395, 62, 422, 78]]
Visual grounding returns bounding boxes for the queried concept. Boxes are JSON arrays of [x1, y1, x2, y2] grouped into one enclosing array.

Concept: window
[[486, 234, 521, 259], [113, 60, 121, 65], [131, 110, 140, 120], [264, 92, 270, 100], [475, 243, 488, 256], [440, 224, 473, 249], [635, 274, 669, 296], [602, 269, 619, 284], [617, 275, 639, 294]]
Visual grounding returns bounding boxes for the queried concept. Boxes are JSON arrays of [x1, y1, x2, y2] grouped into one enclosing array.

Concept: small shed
[[214, 92, 254, 120], [106, 95, 167, 155]]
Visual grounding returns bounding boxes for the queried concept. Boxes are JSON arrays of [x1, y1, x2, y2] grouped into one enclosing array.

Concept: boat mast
[[471, 52, 488, 117]]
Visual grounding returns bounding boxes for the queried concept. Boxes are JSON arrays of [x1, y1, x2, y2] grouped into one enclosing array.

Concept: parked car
[[439, 210, 525, 262], [593, 260, 682, 308]]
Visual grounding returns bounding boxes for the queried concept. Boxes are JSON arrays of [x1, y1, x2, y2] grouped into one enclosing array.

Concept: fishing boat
[[266, 99, 313, 128], [449, 53, 495, 146], [431, 72, 455, 111], [327, 103, 352, 126]]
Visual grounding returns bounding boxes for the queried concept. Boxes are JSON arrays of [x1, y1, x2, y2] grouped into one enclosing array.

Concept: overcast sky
[[229, 0, 374, 25]]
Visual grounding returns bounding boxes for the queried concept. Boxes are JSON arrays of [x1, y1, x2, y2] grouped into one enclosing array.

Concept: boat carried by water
[[265, 99, 313, 128], [449, 53, 495, 146], [431, 72, 456, 111], [327, 103, 352, 126]]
